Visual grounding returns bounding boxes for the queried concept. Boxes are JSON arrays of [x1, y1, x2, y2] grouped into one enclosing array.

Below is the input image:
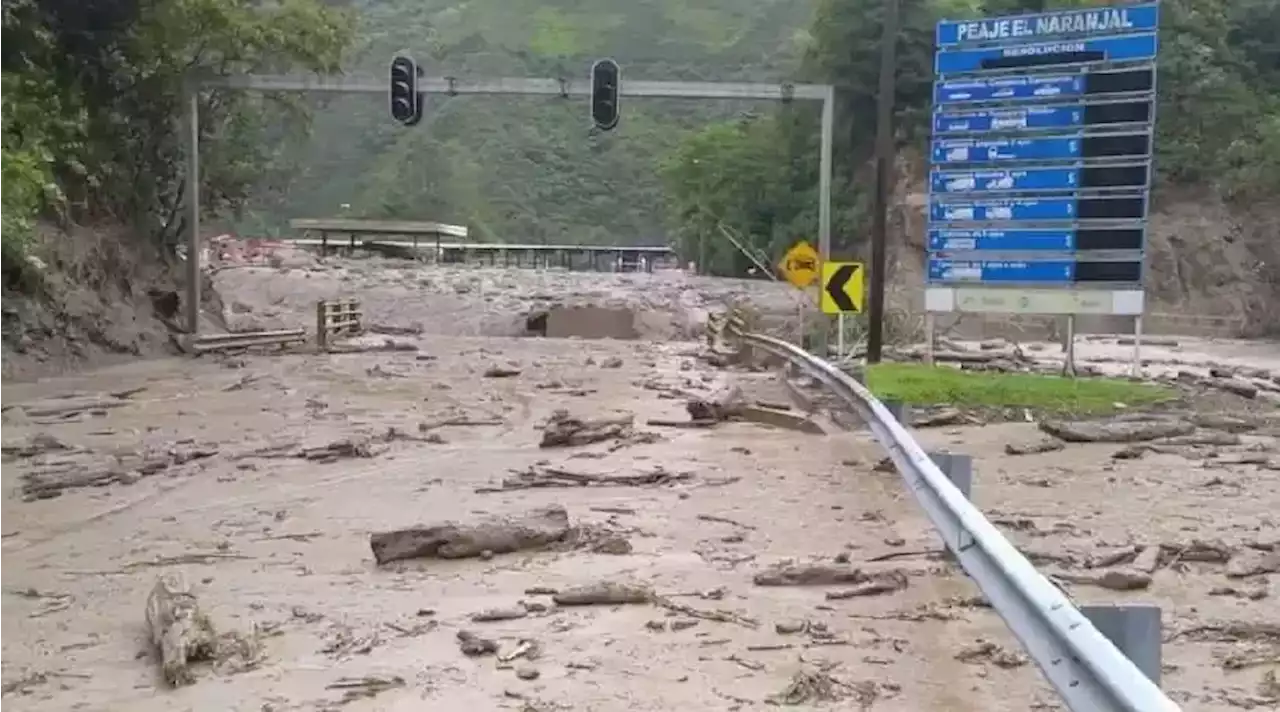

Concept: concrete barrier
[[544, 306, 639, 340]]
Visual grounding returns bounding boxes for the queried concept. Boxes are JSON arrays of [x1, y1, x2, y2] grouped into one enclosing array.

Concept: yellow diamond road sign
[[779, 240, 820, 289], [820, 261, 865, 314]]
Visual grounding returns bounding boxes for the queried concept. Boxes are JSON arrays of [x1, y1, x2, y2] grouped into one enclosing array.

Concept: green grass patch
[[865, 362, 1177, 416]]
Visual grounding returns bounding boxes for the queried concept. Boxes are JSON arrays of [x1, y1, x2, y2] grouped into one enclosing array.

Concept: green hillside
[[4, 0, 1278, 287]]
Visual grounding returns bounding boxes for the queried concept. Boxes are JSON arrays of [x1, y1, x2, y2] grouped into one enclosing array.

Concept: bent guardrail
[[723, 317, 1181, 712]]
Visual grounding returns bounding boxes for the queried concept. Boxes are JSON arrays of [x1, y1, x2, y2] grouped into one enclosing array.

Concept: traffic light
[[590, 58, 620, 131], [389, 54, 423, 127]]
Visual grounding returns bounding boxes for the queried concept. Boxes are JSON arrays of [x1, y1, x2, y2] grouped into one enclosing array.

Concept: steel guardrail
[[725, 320, 1181, 712]]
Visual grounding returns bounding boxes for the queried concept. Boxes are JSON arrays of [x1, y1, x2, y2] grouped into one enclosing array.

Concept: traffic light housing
[[389, 54, 423, 127], [590, 58, 620, 131]]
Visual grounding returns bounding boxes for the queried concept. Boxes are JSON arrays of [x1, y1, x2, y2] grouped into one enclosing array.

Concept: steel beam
[[199, 73, 831, 101]]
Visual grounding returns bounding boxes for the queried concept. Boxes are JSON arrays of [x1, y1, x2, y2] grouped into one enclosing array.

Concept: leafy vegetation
[[1, 0, 353, 288], [866, 362, 1177, 414]]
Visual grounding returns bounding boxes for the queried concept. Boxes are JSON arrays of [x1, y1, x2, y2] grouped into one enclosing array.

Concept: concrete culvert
[[544, 306, 638, 340], [525, 311, 548, 336]]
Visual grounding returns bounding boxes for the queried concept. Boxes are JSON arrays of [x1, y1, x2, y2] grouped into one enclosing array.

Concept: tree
[[0, 0, 355, 273]]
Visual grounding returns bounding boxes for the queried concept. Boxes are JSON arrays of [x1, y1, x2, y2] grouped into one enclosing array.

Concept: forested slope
[[4, 0, 1278, 332], [233, 0, 815, 245]]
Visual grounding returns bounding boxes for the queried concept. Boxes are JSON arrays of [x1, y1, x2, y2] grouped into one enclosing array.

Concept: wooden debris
[[145, 573, 218, 687], [457, 630, 499, 656], [1004, 438, 1065, 456], [477, 465, 691, 493], [300, 437, 376, 462], [539, 410, 635, 448], [1056, 569, 1152, 591], [1, 432, 70, 458], [1191, 413, 1262, 433], [22, 398, 131, 422], [655, 597, 758, 629], [697, 513, 756, 530], [685, 384, 744, 422], [911, 407, 967, 428], [483, 366, 522, 378], [552, 581, 653, 606], [767, 669, 846, 705], [1162, 539, 1233, 565], [369, 505, 572, 565], [1038, 417, 1194, 443], [498, 638, 541, 663], [825, 571, 909, 599], [954, 640, 1028, 668], [1168, 620, 1280, 644], [1227, 549, 1280, 578], [21, 445, 219, 501], [1089, 545, 1142, 569], [752, 562, 870, 587], [471, 606, 529, 623], [326, 675, 406, 704]]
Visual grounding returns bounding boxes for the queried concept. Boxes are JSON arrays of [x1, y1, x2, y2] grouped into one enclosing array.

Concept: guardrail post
[[927, 452, 973, 499], [316, 300, 328, 350], [1081, 604, 1162, 686], [882, 399, 910, 423]]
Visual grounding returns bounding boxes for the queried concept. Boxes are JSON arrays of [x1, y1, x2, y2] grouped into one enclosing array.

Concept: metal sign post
[[181, 73, 836, 336]]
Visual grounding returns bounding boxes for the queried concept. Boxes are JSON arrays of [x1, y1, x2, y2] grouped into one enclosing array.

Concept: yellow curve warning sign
[[778, 240, 820, 289], [819, 261, 865, 314]]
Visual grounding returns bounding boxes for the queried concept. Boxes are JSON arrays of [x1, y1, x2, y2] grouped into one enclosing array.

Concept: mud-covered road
[[2, 328, 1277, 711]]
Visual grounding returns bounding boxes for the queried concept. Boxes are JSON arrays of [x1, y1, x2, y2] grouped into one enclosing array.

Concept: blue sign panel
[[934, 105, 1083, 134], [935, 33, 1158, 74], [933, 136, 1080, 164], [929, 259, 1075, 283], [931, 197, 1076, 222], [935, 75, 1084, 105], [929, 228, 1075, 252], [928, 3, 1158, 298], [936, 4, 1160, 47], [931, 167, 1079, 194]]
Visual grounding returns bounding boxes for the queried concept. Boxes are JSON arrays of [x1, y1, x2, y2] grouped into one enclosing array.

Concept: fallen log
[[1038, 417, 1194, 443], [552, 580, 653, 606], [145, 573, 219, 687], [369, 505, 572, 565], [476, 466, 691, 493], [753, 562, 870, 587]]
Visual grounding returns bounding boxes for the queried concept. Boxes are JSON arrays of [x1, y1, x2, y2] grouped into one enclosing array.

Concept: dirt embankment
[[1, 225, 223, 382], [889, 159, 1280, 342]]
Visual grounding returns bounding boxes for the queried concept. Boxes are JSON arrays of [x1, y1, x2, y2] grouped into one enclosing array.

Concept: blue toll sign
[[933, 105, 1083, 134], [928, 229, 1076, 252], [935, 33, 1158, 74], [936, 4, 1160, 47], [934, 74, 1084, 105], [929, 259, 1075, 283], [927, 2, 1158, 297], [931, 167, 1080, 194], [932, 136, 1081, 164], [930, 197, 1076, 222]]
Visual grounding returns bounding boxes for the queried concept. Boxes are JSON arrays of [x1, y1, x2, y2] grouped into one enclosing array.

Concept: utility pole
[[867, 0, 900, 364]]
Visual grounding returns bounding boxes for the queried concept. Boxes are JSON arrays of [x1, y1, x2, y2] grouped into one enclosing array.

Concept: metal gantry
[[181, 73, 837, 333]]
